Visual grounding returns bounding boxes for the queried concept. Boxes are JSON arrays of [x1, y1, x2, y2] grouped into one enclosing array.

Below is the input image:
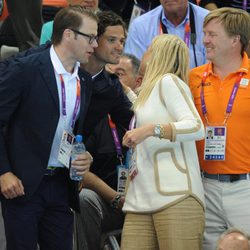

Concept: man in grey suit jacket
[[0, 6, 97, 250]]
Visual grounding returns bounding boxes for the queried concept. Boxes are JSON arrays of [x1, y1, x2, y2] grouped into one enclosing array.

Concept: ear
[[246, 41, 250, 57], [135, 75, 143, 87], [232, 34, 241, 46], [63, 28, 74, 41]]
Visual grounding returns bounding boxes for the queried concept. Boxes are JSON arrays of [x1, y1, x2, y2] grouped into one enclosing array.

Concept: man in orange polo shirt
[[189, 7, 250, 250]]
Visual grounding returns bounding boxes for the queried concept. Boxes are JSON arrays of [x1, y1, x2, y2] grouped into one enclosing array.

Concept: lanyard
[[159, 4, 198, 67], [243, 0, 247, 10], [159, 18, 190, 48], [184, 22, 190, 46], [200, 66, 244, 124], [129, 115, 136, 130], [59, 74, 81, 129], [108, 114, 123, 164]]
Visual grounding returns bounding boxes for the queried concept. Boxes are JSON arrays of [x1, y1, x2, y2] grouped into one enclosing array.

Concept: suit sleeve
[[82, 75, 134, 138], [160, 74, 204, 142], [0, 62, 27, 175], [0, 43, 50, 71], [108, 79, 134, 130]]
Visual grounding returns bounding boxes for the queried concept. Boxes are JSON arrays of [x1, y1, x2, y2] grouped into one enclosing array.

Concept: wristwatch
[[154, 124, 164, 139], [110, 195, 122, 210]]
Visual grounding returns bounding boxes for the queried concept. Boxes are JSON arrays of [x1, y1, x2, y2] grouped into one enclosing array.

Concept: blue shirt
[[124, 3, 209, 69]]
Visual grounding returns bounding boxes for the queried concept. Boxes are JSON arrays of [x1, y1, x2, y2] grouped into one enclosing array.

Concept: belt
[[202, 172, 250, 183], [44, 166, 65, 176]]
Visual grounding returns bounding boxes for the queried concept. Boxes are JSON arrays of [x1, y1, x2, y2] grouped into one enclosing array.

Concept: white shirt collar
[[50, 45, 80, 80]]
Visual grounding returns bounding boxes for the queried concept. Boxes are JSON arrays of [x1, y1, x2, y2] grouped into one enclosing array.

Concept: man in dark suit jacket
[[74, 11, 133, 250], [0, 6, 98, 250]]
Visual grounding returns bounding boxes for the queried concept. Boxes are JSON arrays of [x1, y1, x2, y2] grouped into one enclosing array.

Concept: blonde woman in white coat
[[121, 34, 205, 250]]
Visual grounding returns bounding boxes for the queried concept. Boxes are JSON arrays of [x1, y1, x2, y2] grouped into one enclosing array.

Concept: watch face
[[154, 125, 161, 136]]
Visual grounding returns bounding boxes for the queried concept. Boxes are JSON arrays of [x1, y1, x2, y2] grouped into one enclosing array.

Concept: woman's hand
[[122, 124, 154, 148]]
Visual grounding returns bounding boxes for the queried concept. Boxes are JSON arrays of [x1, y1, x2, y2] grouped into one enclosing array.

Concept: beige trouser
[[121, 196, 204, 250]]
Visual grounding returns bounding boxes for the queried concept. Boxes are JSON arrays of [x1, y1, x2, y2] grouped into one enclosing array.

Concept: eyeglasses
[[70, 28, 97, 44]]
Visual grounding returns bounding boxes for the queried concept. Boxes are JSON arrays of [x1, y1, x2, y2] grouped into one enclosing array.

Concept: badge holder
[[117, 158, 128, 195], [129, 2, 146, 26], [204, 126, 227, 161], [58, 130, 75, 168]]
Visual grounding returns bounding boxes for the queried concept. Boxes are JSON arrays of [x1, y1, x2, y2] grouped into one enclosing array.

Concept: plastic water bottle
[[70, 135, 85, 181]]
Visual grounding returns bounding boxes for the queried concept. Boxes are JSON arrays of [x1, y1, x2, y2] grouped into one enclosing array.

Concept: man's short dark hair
[[97, 10, 127, 37]]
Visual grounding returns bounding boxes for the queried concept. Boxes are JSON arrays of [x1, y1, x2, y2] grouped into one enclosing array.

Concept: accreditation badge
[[204, 126, 227, 161], [58, 130, 74, 168], [240, 78, 249, 88], [129, 4, 146, 25], [117, 165, 128, 195]]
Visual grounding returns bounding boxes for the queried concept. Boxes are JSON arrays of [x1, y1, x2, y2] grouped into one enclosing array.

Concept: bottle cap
[[75, 135, 83, 143]]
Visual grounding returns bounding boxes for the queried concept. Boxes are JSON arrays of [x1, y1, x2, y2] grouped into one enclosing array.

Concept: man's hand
[[71, 151, 93, 177], [0, 172, 25, 199]]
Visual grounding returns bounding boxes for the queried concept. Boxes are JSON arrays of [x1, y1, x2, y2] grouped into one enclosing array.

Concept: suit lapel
[[78, 74, 87, 130], [36, 49, 93, 134], [38, 49, 59, 111], [75, 69, 93, 134]]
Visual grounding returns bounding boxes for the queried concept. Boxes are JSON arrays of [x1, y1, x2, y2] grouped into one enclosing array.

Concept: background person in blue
[[0, 6, 97, 250], [124, 0, 209, 69]]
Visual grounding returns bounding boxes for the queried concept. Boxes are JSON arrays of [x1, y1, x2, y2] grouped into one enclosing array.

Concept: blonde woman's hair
[[204, 7, 250, 53], [133, 34, 189, 109]]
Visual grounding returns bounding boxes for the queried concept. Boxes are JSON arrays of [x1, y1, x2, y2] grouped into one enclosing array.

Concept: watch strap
[[110, 195, 122, 209], [155, 124, 165, 139]]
